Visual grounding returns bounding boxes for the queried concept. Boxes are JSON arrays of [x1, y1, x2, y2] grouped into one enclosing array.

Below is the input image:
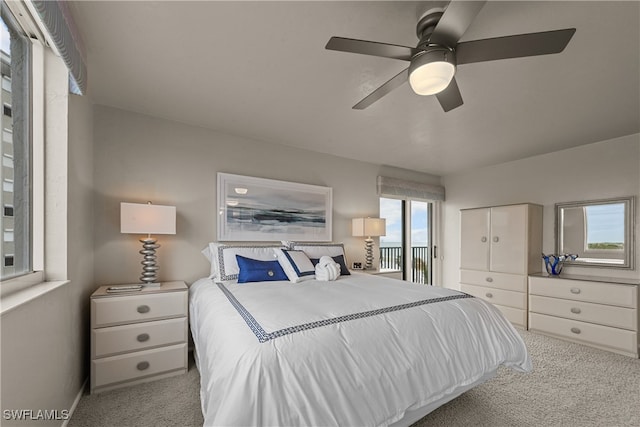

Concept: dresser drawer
[[492, 304, 527, 328], [460, 270, 526, 292], [529, 277, 637, 308], [461, 283, 526, 309], [91, 291, 188, 327], [92, 343, 187, 388], [92, 317, 188, 358], [529, 313, 638, 355], [529, 295, 637, 331]]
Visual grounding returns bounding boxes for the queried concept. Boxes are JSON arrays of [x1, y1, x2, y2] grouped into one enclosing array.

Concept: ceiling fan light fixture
[[408, 48, 456, 96]]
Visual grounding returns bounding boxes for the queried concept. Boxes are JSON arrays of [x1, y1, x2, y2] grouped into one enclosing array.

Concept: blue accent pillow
[[310, 255, 351, 276], [235, 255, 288, 283]]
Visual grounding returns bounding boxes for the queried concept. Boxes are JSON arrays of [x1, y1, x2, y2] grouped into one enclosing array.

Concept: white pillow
[[275, 249, 316, 283], [289, 242, 346, 259], [203, 243, 283, 282], [289, 243, 350, 276]]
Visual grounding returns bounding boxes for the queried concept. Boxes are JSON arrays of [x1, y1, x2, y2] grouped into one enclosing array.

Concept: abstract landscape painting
[[217, 173, 332, 241]]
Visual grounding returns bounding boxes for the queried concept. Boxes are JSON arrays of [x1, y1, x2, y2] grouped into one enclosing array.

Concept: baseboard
[[61, 378, 87, 427]]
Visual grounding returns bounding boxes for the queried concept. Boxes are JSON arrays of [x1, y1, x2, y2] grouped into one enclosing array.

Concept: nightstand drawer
[[92, 317, 188, 358], [529, 295, 637, 330], [460, 269, 527, 292], [461, 283, 526, 309], [92, 343, 187, 388], [92, 291, 188, 327], [529, 313, 637, 355]]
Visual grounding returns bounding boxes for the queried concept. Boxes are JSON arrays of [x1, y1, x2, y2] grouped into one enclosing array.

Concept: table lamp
[[121, 202, 176, 286], [352, 217, 386, 270]]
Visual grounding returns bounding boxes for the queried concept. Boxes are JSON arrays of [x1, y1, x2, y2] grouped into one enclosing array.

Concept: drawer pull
[[485, 292, 493, 298], [485, 277, 493, 283], [570, 307, 581, 314], [570, 327, 581, 335], [137, 333, 150, 342], [137, 305, 151, 314], [493, 236, 499, 243], [480, 236, 487, 243], [136, 361, 150, 371], [570, 288, 581, 294]]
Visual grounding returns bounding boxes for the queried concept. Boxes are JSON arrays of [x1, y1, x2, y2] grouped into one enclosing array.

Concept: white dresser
[[459, 203, 543, 329], [90, 281, 189, 393], [529, 275, 639, 358]]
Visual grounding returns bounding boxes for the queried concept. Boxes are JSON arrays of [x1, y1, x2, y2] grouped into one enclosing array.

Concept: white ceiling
[[70, 1, 639, 176]]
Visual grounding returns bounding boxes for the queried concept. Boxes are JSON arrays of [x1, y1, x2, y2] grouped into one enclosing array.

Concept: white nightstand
[[90, 281, 188, 394]]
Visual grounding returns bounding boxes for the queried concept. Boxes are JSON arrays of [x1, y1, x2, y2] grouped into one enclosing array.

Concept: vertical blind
[[377, 176, 445, 201], [31, 0, 86, 95]]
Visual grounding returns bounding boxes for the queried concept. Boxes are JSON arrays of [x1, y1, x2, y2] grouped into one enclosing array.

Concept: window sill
[[1, 279, 69, 316]]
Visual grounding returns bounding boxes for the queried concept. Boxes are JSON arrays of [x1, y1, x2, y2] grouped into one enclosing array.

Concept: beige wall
[[0, 54, 94, 424], [442, 133, 640, 288], [93, 105, 441, 286]]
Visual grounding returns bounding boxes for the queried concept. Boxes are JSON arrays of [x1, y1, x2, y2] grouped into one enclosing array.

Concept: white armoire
[[459, 203, 543, 328]]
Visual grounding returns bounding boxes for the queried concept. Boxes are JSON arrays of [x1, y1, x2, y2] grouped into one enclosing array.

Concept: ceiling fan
[[325, 1, 575, 112]]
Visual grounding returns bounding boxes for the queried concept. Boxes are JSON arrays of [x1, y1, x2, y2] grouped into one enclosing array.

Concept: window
[[1, 6, 31, 281], [379, 197, 435, 285]]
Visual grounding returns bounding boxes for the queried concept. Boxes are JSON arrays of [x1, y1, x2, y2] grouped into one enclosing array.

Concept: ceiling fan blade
[[435, 77, 463, 112], [429, 1, 487, 47], [456, 28, 576, 65], [353, 68, 409, 110], [326, 37, 417, 61]]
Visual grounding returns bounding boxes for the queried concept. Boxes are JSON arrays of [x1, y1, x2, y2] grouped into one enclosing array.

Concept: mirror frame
[[555, 196, 635, 269]]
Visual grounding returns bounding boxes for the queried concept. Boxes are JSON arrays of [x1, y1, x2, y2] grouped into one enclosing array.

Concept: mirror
[[556, 197, 634, 269]]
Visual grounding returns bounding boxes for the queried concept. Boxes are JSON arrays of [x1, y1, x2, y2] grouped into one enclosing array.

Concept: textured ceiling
[[70, 1, 640, 176]]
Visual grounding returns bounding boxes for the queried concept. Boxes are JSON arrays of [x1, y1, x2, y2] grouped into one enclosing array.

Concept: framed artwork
[[217, 173, 332, 242]]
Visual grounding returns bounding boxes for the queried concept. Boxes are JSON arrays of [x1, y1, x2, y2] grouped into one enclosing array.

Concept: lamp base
[[139, 237, 160, 285], [364, 237, 374, 270]]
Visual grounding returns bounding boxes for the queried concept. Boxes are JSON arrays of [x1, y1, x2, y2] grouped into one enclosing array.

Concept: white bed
[[189, 271, 531, 426]]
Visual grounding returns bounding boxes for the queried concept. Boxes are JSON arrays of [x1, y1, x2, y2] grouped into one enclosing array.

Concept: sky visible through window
[[379, 198, 429, 247], [585, 203, 624, 244]]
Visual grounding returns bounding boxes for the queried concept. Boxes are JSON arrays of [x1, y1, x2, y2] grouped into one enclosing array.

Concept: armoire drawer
[[529, 295, 637, 331], [529, 277, 637, 308], [529, 313, 637, 356], [460, 269, 527, 292], [461, 283, 526, 309], [492, 304, 527, 328], [92, 317, 188, 358]]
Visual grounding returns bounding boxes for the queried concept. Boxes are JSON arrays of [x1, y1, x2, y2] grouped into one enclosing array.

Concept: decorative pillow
[[235, 255, 288, 283], [290, 243, 351, 275], [275, 249, 316, 283], [202, 243, 283, 282], [310, 254, 350, 276]]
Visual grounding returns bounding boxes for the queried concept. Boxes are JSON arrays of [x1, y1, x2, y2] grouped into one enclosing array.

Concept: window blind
[[31, 0, 86, 95], [377, 176, 445, 201]]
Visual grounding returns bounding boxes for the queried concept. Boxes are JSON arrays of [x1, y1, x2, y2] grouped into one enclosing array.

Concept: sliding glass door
[[379, 197, 435, 284]]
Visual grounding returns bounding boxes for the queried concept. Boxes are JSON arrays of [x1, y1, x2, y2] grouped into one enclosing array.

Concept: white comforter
[[189, 273, 531, 427]]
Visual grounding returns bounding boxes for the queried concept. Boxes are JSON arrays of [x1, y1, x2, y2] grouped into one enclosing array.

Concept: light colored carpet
[[69, 330, 640, 427]]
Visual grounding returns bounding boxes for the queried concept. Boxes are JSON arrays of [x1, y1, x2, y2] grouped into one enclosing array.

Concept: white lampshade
[[352, 218, 386, 237], [121, 202, 176, 235], [408, 49, 456, 96]]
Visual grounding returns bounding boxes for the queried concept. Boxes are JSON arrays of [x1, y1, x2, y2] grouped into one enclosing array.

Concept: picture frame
[[217, 173, 333, 242]]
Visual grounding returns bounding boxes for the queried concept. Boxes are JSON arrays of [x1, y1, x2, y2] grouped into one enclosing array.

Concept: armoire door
[[489, 205, 527, 274], [460, 208, 490, 271]]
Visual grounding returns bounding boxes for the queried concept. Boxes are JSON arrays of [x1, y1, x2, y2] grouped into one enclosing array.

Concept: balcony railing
[[379, 246, 429, 284]]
